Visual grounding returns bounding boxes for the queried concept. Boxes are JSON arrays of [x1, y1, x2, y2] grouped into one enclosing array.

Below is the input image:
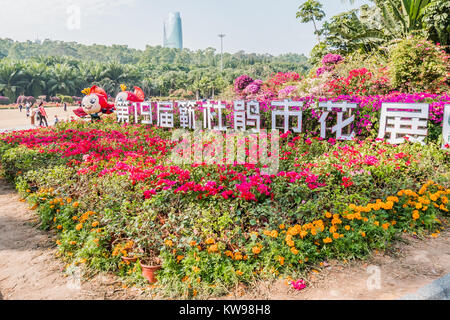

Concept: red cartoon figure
[[115, 84, 145, 105], [73, 85, 115, 121]]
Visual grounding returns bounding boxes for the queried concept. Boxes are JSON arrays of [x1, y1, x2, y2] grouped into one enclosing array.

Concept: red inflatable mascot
[[115, 84, 145, 105], [74, 85, 115, 121]]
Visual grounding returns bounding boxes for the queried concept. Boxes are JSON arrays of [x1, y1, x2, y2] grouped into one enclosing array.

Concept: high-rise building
[[163, 12, 183, 50]]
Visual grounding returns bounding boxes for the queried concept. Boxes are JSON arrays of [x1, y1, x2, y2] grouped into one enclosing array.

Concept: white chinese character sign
[[443, 104, 450, 149], [271, 100, 303, 133], [203, 102, 227, 131], [234, 100, 261, 132], [178, 101, 197, 130], [318, 101, 357, 140], [157, 102, 174, 128], [110, 98, 448, 148], [116, 101, 131, 124], [377, 103, 429, 145], [136, 102, 153, 125]]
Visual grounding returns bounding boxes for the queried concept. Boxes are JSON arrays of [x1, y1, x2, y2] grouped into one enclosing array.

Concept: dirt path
[[228, 229, 450, 300], [0, 176, 449, 300], [0, 106, 79, 131], [0, 178, 144, 300]]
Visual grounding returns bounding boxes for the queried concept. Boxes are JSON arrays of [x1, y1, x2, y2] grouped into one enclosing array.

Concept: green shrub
[[388, 36, 449, 93]]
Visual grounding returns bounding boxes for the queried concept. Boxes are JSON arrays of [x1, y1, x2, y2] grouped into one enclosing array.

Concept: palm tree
[[25, 61, 48, 97], [46, 63, 77, 96], [0, 60, 29, 101]]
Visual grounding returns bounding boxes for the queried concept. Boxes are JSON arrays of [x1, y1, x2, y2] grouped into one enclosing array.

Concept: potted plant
[[139, 252, 162, 284]]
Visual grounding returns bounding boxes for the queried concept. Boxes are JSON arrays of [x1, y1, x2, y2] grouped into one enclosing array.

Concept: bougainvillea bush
[[0, 118, 448, 298]]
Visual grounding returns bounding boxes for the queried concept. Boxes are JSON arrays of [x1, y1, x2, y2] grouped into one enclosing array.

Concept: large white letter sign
[[443, 104, 450, 149], [318, 101, 357, 140], [233, 100, 261, 132], [377, 103, 429, 145], [116, 101, 130, 123], [178, 101, 197, 130], [271, 100, 303, 133], [203, 101, 227, 131], [157, 101, 174, 128], [138, 102, 153, 125]]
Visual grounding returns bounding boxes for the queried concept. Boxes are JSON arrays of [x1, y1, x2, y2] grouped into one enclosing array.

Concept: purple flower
[[322, 53, 343, 66], [235, 75, 254, 93]]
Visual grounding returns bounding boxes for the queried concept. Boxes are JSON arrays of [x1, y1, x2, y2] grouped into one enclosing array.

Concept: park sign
[[114, 100, 450, 150]]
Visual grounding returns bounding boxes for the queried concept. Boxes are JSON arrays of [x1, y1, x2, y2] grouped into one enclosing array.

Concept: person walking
[[30, 104, 37, 126], [18, 104, 23, 112], [25, 102, 30, 118], [54, 115, 59, 126], [38, 102, 48, 127], [63, 102, 67, 112]]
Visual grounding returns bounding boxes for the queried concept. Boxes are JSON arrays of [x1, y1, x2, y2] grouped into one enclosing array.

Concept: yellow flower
[[382, 223, 390, 230], [165, 239, 173, 247], [270, 230, 279, 238], [75, 223, 83, 231], [323, 237, 332, 244], [278, 256, 285, 266], [205, 237, 215, 245], [176, 255, 184, 262], [412, 210, 420, 220], [332, 233, 340, 239], [279, 224, 285, 230], [72, 202, 79, 208], [252, 246, 261, 254], [189, 240, 197, 247], [290, 247, 299, 255], [325, 212, 332, 218], [236, 270, 244, 276], [92, 221, 99, 227], [360, 231, 366, 237], [345, 225, 351, 231]]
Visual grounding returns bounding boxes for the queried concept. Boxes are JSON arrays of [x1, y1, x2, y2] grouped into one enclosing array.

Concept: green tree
[[0, 60, 29, 101], [296, 0, 326, 43], [422, 0, 450, 47], [46, 63, 77, 96]]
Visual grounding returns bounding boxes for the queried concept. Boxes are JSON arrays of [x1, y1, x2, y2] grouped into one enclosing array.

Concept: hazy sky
[[0, 0, 369, 56]]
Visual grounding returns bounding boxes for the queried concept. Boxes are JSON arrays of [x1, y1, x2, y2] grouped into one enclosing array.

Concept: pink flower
[[291, 279, 307, 291]]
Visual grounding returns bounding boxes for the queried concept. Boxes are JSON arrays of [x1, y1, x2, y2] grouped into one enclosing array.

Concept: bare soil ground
[[0, 176, 448, 300], [226, 230, 450, 300], [0, 178, 145, 300]]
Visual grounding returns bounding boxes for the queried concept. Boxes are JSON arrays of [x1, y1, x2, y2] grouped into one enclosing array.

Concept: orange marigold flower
[[75, 223, 83, 231], [323, 237, 332, 244], [165, 239, 173, 247], [252, 246, 261, 254]]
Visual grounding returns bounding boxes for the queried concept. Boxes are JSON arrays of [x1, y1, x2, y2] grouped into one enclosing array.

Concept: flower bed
[[0, 119, 448, 298]]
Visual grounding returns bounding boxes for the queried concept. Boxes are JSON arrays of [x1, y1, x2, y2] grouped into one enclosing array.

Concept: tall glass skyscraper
[[163, 12, 183, 50]]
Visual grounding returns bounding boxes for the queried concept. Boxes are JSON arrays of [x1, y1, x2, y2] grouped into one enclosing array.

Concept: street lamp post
[[218, 34, 226, 72]]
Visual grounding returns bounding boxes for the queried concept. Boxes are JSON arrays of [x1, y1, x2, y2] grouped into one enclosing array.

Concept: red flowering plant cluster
[[326, 68, 391, 96], [0, 117, 448, 298]]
